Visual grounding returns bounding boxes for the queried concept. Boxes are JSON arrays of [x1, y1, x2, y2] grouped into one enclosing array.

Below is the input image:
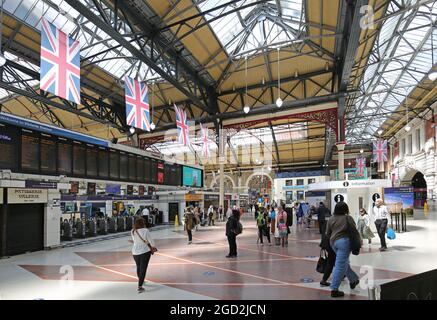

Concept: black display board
[[119, 152, 128, 180], [98, 148, 109, 178], [57, 140, 72, 175], [144, 157, 151, 183], [150, 158, 158, 184], [109, 150, 119, 179], [128, 155, 136, 181], [157, 161, 164, 184], [21, 133, 40, 172], [72, 143, 86, 176], [0, 124, 17, 170], [86, 147, 98, 177], [136, 157, 144, 182], [40, 137, 56, 174]]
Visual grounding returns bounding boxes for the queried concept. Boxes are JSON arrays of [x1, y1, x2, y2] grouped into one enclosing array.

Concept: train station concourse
[[0, 0, 437, 305]]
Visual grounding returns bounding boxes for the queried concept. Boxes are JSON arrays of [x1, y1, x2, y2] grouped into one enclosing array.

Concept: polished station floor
[[1, 209, 437, 300]]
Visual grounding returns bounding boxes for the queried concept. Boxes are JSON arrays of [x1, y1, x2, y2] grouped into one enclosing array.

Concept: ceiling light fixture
[[129, 127, 135, 134], [377, 129, 383, 135], [276, 48, 282, 108], [244, 55, 250, 113], [360, 149, 364, 154]]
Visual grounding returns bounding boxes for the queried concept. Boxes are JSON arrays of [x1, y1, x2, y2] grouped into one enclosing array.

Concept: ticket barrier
[[117, 216, 126, 232], [107, 217, 117, 233], [97, 218, 108, 235], [87, 218, 98, 237], [125, 216, 134, 231], [61, 219, 73, 241], [75, 219, 86, 239]]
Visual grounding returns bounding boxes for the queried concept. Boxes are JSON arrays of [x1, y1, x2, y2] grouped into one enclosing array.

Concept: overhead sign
[[372, 193, 381, 202], [308, 179, 391, 191], [185, 193, 203, 202], [25, 181, 58, 189], [8, 188, 48, 204], [204, 194, 219, 201], [334, 194, 345, 203]]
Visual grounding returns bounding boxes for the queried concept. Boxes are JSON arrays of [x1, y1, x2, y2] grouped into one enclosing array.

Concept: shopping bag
[[316, 250, 327, 274], [387, 228, 396, 240]]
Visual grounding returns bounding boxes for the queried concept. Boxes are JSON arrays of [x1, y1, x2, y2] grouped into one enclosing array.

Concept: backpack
[[277, 212, 287, 231], [235, 221, 243, 235], [257, 215, 265, 227]]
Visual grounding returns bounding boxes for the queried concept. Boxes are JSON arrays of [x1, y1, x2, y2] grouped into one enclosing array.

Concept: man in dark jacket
[[317, 202, 329, 234], [225, 210, 240, 258]]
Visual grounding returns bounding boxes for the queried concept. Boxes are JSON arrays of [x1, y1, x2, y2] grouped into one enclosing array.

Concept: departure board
[[144, 157, 151, 183], [57, 141, 72, 174], [21, 134, 40, 171], [40, 138, 57, 174], [128, 155, 136, 181], [150, 159, 157, 184], [119, 153, 128, 180], [0, 125, 17, 170], [157, 162, 164, 184], [98, 149, 109, 178], [136, 157, 144, 182], [86, 147, 98, 177], [73, 144, 86, 176], [109, 151, 119, 179]]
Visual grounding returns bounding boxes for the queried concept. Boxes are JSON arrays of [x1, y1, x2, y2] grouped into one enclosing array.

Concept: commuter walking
[[357, 208, 374, 245], [277, 205, 288, 247], [131, 218, 157, 293], [372, 198, 390, 251], [185, 209, 195, 244], [226, 209, 241, 258], [208, 205, 214, 226], [257, 208, 271, 245], [317, 202, 330, 234], [218, 205, 224, 222], [326, 201, 360, 298]]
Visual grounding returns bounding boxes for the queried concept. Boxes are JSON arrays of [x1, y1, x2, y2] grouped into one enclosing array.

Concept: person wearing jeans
[[372, 198, 390, 251], [326, 201, 360, 298]]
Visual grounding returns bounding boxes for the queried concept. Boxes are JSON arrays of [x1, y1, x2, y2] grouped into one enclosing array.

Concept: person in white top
[[131, 217, 157, 293], [141, 207, 150, 221], [357, 208, 375, 245], [372, 198, 390, 251]]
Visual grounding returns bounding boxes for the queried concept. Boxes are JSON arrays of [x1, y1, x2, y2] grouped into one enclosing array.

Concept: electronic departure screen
[[119, 153, 128, 180], [144, 157, 151, 183], [73, 144, 86, 176], [109, 151, 119, 179], [0, 125, 17, 170], [136, 157, 144, 182], [86, 147, 98, 177], [128, 155, 136, 181], [98, 149, 109, 178], [58, 141, 72, 174], [150, 159, 157, 184], [21, 134, 40, 172], [40, 138, 57, 174], [157, 162, 164, 184]]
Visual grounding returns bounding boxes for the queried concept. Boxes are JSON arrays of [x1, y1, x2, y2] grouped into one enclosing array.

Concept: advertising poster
[[87, 182, 96, 195], [106, 184, 121, 195], [138, 185, 145, 196], [384, 187, 414, 212]]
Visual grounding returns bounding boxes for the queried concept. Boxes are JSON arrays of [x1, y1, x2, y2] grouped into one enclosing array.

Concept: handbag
[[346, 216, 362, 256], [316, 249, 328, 274], [135, 229, 158, 255], [387, 228, 396, 240]]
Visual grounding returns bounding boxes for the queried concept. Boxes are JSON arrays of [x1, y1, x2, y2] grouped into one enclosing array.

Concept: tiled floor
[[1, 208, 437, 300]]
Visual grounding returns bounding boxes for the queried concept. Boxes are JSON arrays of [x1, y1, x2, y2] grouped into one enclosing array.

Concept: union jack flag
[[124, 76, 150, 131], [356, 156, 366, 176], [373, 139, 388, 163], [40, 18, 81, 104], [200, 124, 211, 158], [174, 104, 189, 146]]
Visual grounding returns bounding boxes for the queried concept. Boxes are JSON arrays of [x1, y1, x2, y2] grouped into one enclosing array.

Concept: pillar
[[219, 163, 225, 210], [336, 142, 346, 180], [218, 126, 226, 210]]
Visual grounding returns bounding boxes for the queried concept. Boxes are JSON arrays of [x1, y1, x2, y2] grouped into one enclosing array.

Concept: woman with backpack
[[276, 205, 288, 247], [131, 217, 158, 293], [256, 208, 271, 245], [326, 201, 360, 298], [226, 209, 241, 258]]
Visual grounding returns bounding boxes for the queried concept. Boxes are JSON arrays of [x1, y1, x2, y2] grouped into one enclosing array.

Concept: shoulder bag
[[346, 216, 362, 256], [316, 249, 328, 274], [134, 229, 158, 254]]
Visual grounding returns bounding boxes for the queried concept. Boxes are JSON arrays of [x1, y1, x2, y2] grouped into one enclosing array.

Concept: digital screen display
[[98, 149, 108, 178], [40, 138, 56, 174], [150, 159, 157, 184], [158, 172, 164, 184], [21, 134, 40, 171], [182, 166, 202, 187], [73, 144, 86, 176], [136, 157, 144, 182], [128, 155, 136, 181], [165, 163, 179, 186], [144, 157, 151, 183], [119, 153, 128, 180], [0, 125, 17, 170], [109, 151, 119, 179], [86, 148, 98, 177], [106, 184, 121, 194], [57, 141, 72, 174]]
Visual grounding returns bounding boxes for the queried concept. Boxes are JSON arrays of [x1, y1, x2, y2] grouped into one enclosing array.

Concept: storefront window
[[285, 180, 293, 186], [296, 179, 304, 186], [308, 178, 315, 184], [297, 191, 304, 200]]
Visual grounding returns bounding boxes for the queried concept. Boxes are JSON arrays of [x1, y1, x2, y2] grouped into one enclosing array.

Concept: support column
[[219, 163, 225, 210], [218, 126, 225, 210], [336, 142, 346, 180]]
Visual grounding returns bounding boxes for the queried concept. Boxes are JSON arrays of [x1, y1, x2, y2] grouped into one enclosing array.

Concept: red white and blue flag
[[200, 124, 211, 158], [124, 76, 150, 131], [174, 104, 189, 146], [40, 18, 81, 104], [373, 139, 388, 163], [356, 156, 366, 176]]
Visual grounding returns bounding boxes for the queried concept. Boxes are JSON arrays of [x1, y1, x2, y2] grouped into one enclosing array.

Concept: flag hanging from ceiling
[[124, 76, 150, 131], [40, 18, 81, 104], [356, 156, 366, 176], [200, 124, 211, 158], [174, 104, 189, 146], [373, 139, 388, 163]]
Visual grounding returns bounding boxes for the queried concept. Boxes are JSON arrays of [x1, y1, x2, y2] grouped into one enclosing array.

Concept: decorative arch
[[245, 172, 274, 189], [210, 174, 236, 191]]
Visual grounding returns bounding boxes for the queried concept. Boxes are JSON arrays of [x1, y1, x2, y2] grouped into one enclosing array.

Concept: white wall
[[44, 190, 62, 248], [274, 175, 329, 202]]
